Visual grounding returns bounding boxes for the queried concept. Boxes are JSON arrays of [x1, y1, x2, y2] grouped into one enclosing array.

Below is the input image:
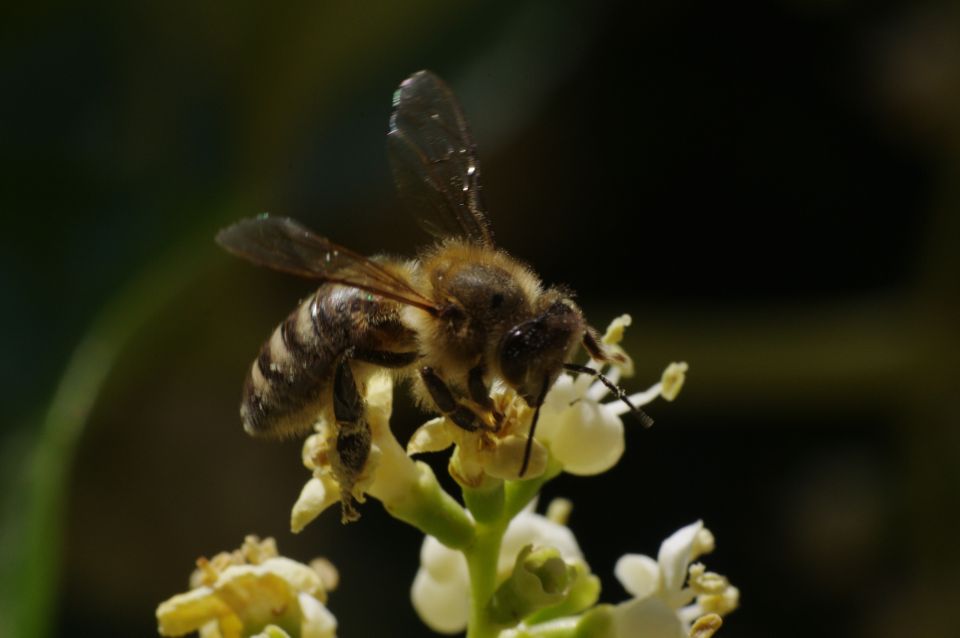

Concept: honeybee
[[218, 70, 644, 521]]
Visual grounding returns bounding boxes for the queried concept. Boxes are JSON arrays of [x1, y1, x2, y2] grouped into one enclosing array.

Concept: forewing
[[387, 70, 494, 247], [216, 216, 437, 313]]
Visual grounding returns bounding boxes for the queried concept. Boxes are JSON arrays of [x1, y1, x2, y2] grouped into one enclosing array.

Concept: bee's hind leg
[[332, 357, 371, 523]]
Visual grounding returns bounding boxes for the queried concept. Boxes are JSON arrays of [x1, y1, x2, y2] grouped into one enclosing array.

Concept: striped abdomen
[[240, 283, 411, 438]]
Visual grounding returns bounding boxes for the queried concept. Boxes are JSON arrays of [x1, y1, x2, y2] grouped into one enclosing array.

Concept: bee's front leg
[[332, 357, 371, 523], [582, 327, 627, 366], [467, 364, 504, 429], [420, 366, 491, 432]]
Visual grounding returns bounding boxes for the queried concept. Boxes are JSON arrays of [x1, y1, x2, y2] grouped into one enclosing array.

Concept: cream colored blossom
[[408, 314, 685, 481], [411, 500, 584, 634], [293, 374, 433, 529], [612, 521, 738, 638], [536, 315, 688, 475], [407, 388, 548, 486], [156, 536, 337, 638]]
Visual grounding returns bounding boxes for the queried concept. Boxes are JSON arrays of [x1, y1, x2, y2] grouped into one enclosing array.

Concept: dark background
[[2, 1, 959, 636]]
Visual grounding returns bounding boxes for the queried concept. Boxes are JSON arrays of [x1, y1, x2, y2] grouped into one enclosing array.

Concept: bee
[[217, 70, 645, 521]]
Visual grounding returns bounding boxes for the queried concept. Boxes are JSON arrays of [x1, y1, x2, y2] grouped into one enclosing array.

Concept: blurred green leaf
[[0, 214, 222, 638]]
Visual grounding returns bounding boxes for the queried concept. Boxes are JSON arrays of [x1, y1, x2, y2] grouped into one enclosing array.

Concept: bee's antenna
[[563, 363, 654, 428], [519, 376, 551, 478]]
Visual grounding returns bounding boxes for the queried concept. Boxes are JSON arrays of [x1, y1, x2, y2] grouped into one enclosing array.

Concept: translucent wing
[[387, 70, 494, 247], [216, 216, 438, 314]]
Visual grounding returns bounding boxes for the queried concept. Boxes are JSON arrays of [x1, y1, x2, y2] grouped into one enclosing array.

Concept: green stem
[[504, 458, 563, 519], [465, 519, 508, 638], [382, 462, 475, 550], [461, 460, 563, 638], [462, 479, 505, 524]]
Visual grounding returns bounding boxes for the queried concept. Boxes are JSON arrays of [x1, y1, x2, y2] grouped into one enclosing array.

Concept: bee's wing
[[216, 216, 438, 314], [387, 70, 495, 248]]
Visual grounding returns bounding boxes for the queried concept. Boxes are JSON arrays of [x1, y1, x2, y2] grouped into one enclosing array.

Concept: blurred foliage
[[1, 0, 959, 637]]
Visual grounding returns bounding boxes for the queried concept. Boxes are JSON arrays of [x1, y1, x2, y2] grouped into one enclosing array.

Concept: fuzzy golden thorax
[[403, 240, 585, 406]]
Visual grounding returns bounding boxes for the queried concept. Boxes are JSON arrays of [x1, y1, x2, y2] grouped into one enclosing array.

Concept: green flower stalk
[[412, 495, 586, 635]]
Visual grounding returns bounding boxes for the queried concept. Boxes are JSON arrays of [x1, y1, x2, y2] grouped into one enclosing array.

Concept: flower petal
[[298, 592, 338, 638], [291, 476, 340, 533], [657, 521, 704, 595], [157, 587, 231, 636], [251, 626, 292, 638], [419, 535, 469, 583], [213, 567, 293, 621], [259, 558, 324, 598], [613, 554, 660, 600], [541, 374, 578, 416], [411, 568, 469, 634], [407, 418, 455, 455], [498, 511, 583, 576], [485, 434, 547, 480], [613, 596, 687, 638], [547, 401, 624, 475]]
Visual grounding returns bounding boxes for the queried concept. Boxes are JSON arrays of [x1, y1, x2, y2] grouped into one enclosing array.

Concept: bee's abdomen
[[240, 287, 344, 438]]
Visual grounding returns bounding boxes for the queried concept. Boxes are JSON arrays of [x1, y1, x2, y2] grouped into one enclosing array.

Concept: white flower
[[406, 314, 687, 482], [156, 536, 338, 638], [407, 388, 549, 486], [411, 501, 584, 634], [292, 374, 431, 529], [536, 315, 688, 475], [612, 521, 738, 638]]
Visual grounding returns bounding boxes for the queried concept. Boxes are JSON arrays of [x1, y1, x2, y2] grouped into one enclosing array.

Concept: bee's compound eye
[[499, 321, 539, 388]]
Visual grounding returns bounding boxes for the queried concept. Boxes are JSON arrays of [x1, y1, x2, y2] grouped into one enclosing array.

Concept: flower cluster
[[157, 314, 740, 638], [405, 314, 688, 487], [412, 498, 738, 637], [156, 536, 338, 638], [612, 521, 739, 638], [412, 499, 588, 634]]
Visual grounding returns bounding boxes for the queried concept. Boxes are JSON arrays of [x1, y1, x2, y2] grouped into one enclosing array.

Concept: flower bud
[[487, 545, 575, 626]]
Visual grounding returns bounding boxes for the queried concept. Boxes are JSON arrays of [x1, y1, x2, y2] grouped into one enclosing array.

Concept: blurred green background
[[2, 0, 959, 636]]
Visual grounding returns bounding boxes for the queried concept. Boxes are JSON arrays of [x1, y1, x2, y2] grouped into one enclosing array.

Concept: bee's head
[[498, 299, 583, 407]]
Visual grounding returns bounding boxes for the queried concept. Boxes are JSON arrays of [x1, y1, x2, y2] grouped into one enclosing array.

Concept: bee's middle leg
[[332, 357, 371, 523], [420, 366, 490, 432]]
